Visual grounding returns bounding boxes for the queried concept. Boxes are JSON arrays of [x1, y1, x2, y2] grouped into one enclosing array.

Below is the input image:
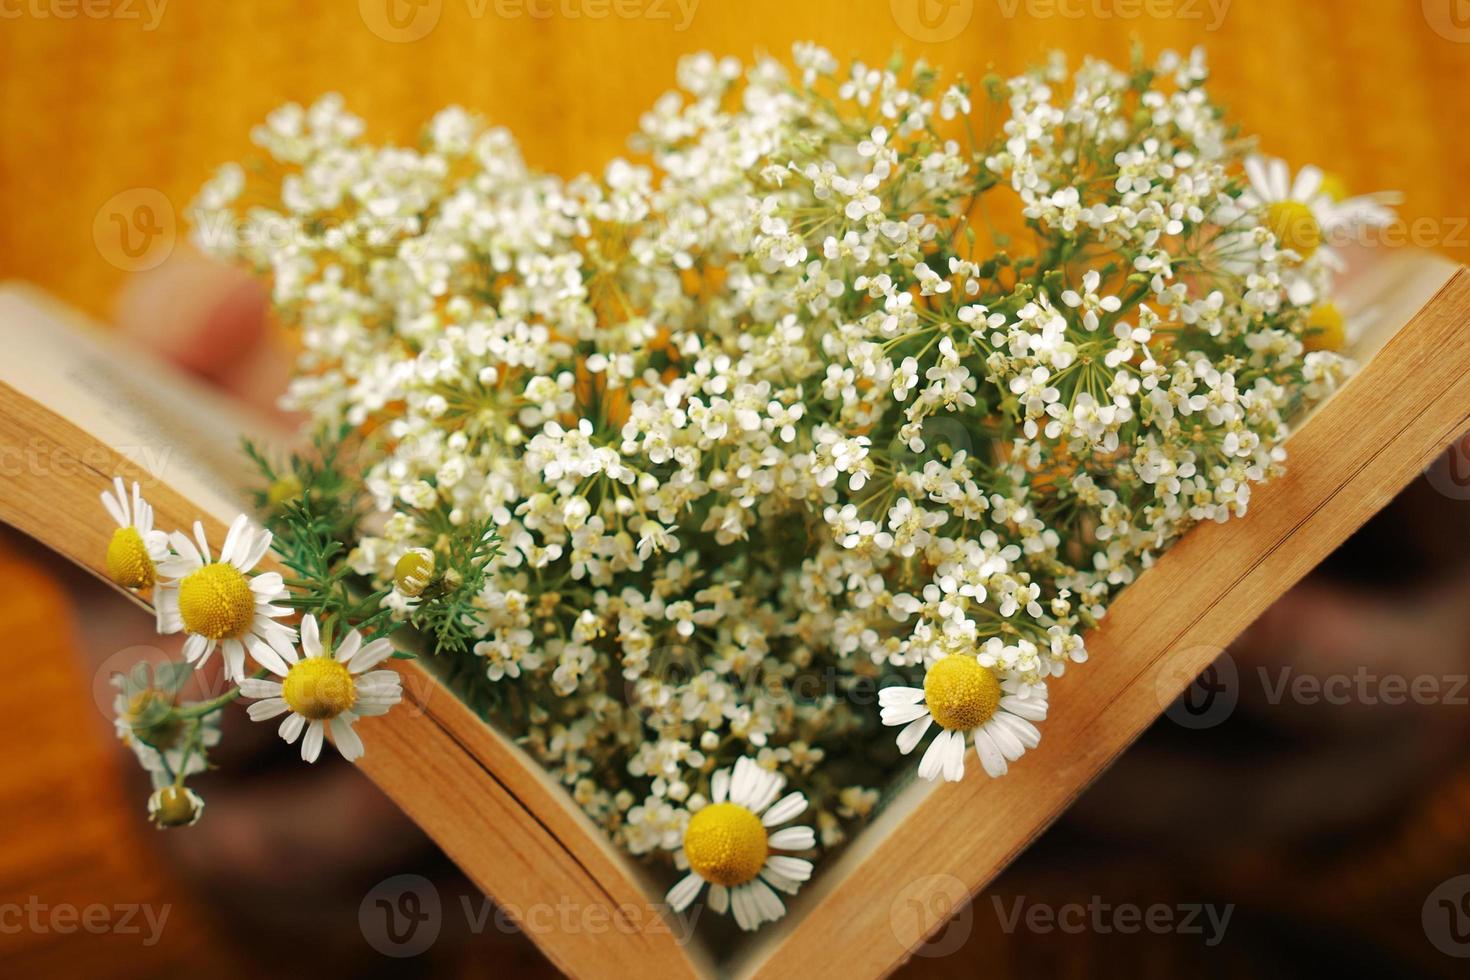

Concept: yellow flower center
[[1318, 173, 1348, 203], [282, 657, 357, 720], [683, 802, 768, 887], [177, 562, 256, 640], [924, 656, 1002, 731], [1304, 303, 1346, 352], [1264, 200, 1321, 258], [106, 527, 155, 590]]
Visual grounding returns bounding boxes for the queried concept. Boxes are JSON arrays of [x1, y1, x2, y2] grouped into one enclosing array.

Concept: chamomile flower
[[100, 477, 168, 590], [238, 613, 403, 763], [880, 656, 1048, 781], [112, 672, 222, 788], [1242, 155, 1396, 264], [154, 515, 296, 682], [665, 757, 815, 931]]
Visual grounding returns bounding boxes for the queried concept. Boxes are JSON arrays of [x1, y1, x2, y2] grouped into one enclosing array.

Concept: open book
[[3, 251, 1469, 978]]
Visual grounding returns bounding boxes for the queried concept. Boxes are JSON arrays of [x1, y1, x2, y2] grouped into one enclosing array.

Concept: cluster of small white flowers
[[190, 45, 1379, 864]]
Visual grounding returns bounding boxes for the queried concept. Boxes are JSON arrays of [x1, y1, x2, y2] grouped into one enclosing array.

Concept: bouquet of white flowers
[[102, 42, 1394, 933]]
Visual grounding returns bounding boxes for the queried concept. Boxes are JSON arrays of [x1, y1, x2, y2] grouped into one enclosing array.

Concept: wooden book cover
[[2, 250, 1468, 978]]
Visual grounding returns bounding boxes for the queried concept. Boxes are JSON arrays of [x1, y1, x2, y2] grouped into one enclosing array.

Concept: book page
[[0, 283, 288, 524]]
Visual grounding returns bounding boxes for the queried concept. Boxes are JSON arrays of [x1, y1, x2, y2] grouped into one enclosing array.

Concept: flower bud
[[266, 474, 303, 509], [393, 548, 437, 597], [148, 786, 204, 828]]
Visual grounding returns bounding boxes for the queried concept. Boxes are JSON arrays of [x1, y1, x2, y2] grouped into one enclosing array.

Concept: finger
[[113, 250, 290, 420]]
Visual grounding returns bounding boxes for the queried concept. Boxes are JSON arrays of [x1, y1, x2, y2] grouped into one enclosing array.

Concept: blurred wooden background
[[1, 0, 1468, 975]]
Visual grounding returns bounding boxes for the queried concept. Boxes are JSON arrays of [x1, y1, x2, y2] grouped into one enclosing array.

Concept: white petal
[[238, 678, 283, 699], [711, 768, 730, 804], [746, 878, 785, 926], [761, 792, 808, 827], [279, 713, 306, 743], [764, 855, 812, 882], [334, 629, 363, 665], [880, 701, 928, 726], [994, 711, 1041, 749], [329, 715, 365, 762], [878, 685, 924, 707], [191, 522, 212, 564], [1292, 164, 1323, 203], [918, 728, 952, 781], [249, 571, 284, 596], [182, 632, 209, 664], [984, 717, 1026, 760], [167, 530, 202, 570], [222, 639, 246, 682], [348, 638, 395, 673], [730, 885, 756, 931], [896, 715, 932, 755], [973, 727, 1008, 778], [942, 730, 965, 782], [708, 884, 729, 915], [237, 527, 272, 571], [143, 530, 169, 560], [759, 867, 801, 895], [1244, 155, 1270, 199], [246, 633, 291, 676], [730, 757, 758, 807], [999, 694, 1046, 721], [301, 719, 325, 762], [300, 614, 321, 658], [766, 826, 815, 851], [1268, 156, 1290, 201], [665, 872, 704, 913], [246, 698, 289, 721], [154, 587, 181, 633], [220, 514, 248, 567], [101, 483, 127, 528]]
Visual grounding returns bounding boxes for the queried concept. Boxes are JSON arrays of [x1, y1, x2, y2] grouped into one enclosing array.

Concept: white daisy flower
[[154, 515, 296, 682], [238, 614, 404, 763], [880, 655, 1048, 781], [1241, 155, 1396, 264], [100, 477, 169, 590], [112, 672, 222, 788], [665, 757, 815, 932]]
